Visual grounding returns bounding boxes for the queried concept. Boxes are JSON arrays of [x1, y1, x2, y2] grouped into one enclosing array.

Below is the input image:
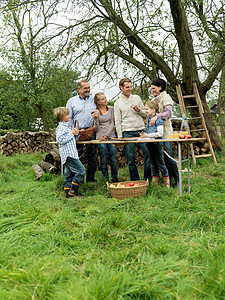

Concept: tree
[[0, 0, 80, 131], [63, 0, 225, 148], [218, 66, 225, 139]]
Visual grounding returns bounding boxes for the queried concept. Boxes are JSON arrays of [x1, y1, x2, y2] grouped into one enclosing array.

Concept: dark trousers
[[122, 131, 152, 181], [63, 157, 86, 188], [77, 132, 97, 181], [147, 143, 168, 177], [97, 143, 118, 182]]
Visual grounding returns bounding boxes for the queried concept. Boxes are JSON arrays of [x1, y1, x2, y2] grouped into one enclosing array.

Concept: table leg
[[178, 142, 182, 195], [187, 144, 190, 194]]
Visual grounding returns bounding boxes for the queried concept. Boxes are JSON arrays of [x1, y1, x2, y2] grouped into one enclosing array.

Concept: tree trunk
[[199, 91, 223, 148], [219, 66, 225, 139], [37, 104, 51, 132]]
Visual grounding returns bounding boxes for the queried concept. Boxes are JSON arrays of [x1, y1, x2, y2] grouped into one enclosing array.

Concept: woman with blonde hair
[[92, 92, 119, 182]]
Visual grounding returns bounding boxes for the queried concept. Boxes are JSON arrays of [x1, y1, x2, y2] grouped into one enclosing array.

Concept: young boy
[[54, 107, 86, 197], [139, 101, 170, 188]]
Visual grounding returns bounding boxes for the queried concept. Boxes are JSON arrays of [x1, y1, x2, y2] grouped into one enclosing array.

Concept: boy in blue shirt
[[54, 107, 86, 197], [139, 101, 170, 187]]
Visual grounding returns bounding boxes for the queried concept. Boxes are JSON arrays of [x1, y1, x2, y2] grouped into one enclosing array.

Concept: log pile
[[0, 131, 56, 156], [171, 119, 215, 157], [32, 147, 61, 179]]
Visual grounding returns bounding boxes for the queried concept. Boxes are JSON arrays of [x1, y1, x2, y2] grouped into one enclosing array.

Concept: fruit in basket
[[125, 182, 135, 187], [186, 134, 192, 139], [179, 134, 186, 139]]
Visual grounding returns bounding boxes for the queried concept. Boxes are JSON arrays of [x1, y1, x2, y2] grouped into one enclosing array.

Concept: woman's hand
[[150, 115, 157, 126], [91, 110, 99, 120]]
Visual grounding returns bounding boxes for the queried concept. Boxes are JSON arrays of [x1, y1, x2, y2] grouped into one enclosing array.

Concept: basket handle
[[74, 120, 79, 130]]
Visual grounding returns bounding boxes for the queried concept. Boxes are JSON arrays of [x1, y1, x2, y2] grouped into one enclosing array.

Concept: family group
[[54, 78, 179, 198]]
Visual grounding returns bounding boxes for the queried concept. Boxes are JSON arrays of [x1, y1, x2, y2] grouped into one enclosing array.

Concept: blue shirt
[[56, 121, 79, 164], [66, 94, 96, 129], [147, 116, 164, 139]]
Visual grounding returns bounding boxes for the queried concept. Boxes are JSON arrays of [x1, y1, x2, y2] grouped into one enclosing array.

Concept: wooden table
[[51, 137, 205, 195]]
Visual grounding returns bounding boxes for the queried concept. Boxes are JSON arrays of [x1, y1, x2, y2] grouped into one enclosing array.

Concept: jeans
[[64, 157, 86, 188], [77, 131, 97, 181], [148, 143, 168, 177], [97, 143, 118, 182], [122, 131, 152, 181]]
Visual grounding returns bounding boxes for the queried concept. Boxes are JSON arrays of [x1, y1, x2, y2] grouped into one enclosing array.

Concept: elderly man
[[114, 78, 152, 181], [66, 79, 98, 182]]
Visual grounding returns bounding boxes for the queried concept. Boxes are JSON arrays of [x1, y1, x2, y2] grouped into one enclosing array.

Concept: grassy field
[[0, 145, 225, 300]]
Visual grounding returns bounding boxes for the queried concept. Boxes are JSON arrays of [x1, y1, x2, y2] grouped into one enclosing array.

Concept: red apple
[[179, 134, 186, 139], [129, 182, 135, 187], [186, 135, 192, 139]]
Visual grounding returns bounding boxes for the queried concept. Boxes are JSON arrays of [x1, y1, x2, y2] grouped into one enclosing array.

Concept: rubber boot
[[163, 176, 170, 188], [152, 176, 160, 184], [68, 182, 84, 197], [64, 187, 71, 198]]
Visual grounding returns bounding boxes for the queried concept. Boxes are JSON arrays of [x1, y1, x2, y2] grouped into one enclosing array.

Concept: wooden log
[[32, 164, 45, 179], [38, 160, 57, 173]]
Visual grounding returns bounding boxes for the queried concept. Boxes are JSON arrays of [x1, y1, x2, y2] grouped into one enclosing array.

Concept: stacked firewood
[[32, 144, 147, 179], [32, 147, 61, 179], [0, 131, 55, 156], [171, 120, 215, 156]]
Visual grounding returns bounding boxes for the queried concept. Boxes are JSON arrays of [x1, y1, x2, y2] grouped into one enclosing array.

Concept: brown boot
[[68, 182, 84, 197]]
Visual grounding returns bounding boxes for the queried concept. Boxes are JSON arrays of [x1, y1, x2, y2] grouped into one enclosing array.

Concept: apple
[[186, 135, 192, 139], [179, 134, 186, 139], [129, 182, 135, 187]]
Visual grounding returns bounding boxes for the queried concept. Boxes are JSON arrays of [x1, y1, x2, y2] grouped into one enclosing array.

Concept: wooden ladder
[[176, 82, 217, 164]]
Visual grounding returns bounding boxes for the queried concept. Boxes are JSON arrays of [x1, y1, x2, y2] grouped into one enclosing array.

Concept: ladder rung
[[190, 129, 204, 132], [183, 95, 195, 98], [189, 117, 202, 120], [194, 154, 213, 159], [185, 105, 198, 109]]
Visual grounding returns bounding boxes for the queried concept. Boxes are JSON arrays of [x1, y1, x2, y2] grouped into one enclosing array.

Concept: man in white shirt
[[114, 78, 152, 181]]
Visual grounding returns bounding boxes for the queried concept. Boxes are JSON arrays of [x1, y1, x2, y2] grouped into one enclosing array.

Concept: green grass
[[0, 146, 225, 299]]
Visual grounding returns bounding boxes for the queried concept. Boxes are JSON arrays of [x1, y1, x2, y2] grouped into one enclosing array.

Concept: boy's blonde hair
[[54, 107, 70, 122], [145, 101, 159, 113]]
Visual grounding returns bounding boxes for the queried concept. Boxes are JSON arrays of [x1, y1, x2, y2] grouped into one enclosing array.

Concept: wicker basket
[[107, 180, 149, 200]]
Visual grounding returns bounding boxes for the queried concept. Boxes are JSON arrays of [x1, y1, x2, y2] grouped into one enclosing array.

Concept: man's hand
[[150, 115, 157, 126], [131, 104, 140, 112], [71, 128, 79, 136], [91, 110, 99, 120]]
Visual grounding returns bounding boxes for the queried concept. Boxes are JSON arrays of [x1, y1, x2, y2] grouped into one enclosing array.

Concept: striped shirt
[[66, 94, 96, 129], [56, 121, 79, 165]]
